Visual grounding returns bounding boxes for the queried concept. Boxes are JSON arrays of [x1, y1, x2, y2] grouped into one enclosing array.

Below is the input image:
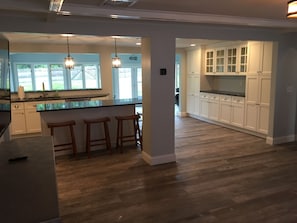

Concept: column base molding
[[142, 151, 176, 166]]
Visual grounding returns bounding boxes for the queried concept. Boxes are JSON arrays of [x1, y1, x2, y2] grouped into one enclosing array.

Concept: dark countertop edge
[[11, 93, 109, 103], [200, 90, 245, 97], [37, 98, 142, 112]]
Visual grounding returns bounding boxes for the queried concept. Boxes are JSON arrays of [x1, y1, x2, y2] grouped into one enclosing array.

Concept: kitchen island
[[37, 98, 142, 155]]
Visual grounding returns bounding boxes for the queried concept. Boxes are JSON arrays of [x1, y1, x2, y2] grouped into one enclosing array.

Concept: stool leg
[[103, 121, 112, 154], [69, 125, 77, 156], [86, 123, 91, 158], [119, 120, 124, 153], [135, 118, 142, 150]]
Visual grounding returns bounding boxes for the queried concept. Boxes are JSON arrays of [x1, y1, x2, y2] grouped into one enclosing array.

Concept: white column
[[141, 35, 176, 165]]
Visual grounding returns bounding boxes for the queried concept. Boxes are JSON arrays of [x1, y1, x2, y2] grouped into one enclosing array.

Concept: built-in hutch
[[186, 40, 273, 138]]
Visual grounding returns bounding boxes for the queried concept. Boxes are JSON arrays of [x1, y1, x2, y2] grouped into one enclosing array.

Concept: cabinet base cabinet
[[231, 104, 244, 127], [25, 109, 42, 133], [11, 111, 26, 135], [244, 103, 269, 134]]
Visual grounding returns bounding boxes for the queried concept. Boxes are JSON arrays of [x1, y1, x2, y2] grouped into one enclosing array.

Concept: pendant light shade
[[65, 35, 74, 69], [112, 37, 121, 68], [287, 0, 297, 18]]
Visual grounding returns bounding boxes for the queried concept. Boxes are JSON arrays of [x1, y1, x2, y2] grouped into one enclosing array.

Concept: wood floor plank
[[55, 117, 297, 222]]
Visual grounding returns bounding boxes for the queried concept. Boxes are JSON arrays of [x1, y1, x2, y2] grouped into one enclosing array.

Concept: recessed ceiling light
[[136, 42, 141, 46], [190, 43, 196, 47]]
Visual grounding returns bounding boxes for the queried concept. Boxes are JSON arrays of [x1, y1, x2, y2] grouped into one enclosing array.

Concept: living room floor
[[55, 116, 297, 223]]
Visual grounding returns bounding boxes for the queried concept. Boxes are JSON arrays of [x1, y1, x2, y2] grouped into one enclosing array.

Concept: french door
[[113, 67, 142, 99]]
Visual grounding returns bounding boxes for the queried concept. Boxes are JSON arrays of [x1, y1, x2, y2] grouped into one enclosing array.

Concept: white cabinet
[[245, 75, 271, 134], [11, 103, 26, 135], [218, 95, 245, 127], [11, 99, 66, 136], [247, 41, 273, 76], [24, 101, 42, 133], [219, 95, 232, 124], [187, 48, 202, 74], [230, 96, 245, 127], [199, 93, 209, 118], [186, 75, 200, 115], [208, 94, 219, 120], [204, 42, 248, 75]]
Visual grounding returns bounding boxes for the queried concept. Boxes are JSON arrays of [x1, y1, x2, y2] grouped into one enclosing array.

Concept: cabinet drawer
[[232, 96, 245, 104], [200, 93, 208, 99], [220, 95, 232, 103], [24, 101, 44, 109], [209, 94, 219, 101], [11, 103, 24, 111]]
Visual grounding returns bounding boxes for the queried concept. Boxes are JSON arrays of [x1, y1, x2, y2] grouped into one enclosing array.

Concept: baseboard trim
[[266, 135, 296, 145], [142, 151, 176, 166]]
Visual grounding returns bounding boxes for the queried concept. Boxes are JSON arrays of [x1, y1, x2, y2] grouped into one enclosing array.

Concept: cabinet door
[[11, 111, 26, 135], [215, 49, 225, 73], [257, 105, 269, 134], [247, 41, 263, 75], [227, 47, 237, 73], [205, 50, 214, 74], [187, 48, 201, 74], [25, 109, 41, 133], [258, 76, 271, 106], [246, 76, 258, 104], [238, 45, 248, 73], [244, 104, 258, 131], [261, 42, 273, 76], [187, 75, 200, 95], [199, 99, 209, 118], [219, 100, 231, 124], [230, 96, 245, 127], [231, 104, 244, 127], [187, 94, 196, 115], [208, 100, 219, 121]]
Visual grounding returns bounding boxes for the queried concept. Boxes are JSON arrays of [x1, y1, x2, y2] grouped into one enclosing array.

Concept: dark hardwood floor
[[55, 117, 297, 223]]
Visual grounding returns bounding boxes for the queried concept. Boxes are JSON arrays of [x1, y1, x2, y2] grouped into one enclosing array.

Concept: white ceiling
[[0, 0, 297, 47]]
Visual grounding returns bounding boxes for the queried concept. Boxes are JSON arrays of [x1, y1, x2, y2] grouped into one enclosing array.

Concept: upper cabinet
[[247, 41, 273, 76], [187, 47, 202, 75], [204, 42, 248, 76]]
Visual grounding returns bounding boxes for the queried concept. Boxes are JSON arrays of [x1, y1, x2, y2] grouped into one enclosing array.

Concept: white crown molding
[[62, 3, 297, 29]]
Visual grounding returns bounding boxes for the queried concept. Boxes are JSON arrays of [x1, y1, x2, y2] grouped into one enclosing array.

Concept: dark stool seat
[[47, 120, 77, 156], [84, 117, 112, 158], [115, 114, 142, 152]]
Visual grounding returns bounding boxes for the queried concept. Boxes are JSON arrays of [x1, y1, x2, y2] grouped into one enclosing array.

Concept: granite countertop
[[11, 93, 109, 103], [0, 136, 60, 223], [36, 98, 142, 112], [200, 90, 245, 97]]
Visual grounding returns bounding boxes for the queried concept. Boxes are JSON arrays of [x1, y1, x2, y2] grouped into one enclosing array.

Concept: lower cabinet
[[199, 93, 245, 129], [11, 100, 65, 136], [11, 103, 26, 135], [208, 94, 219, 121], [230, 96, 245, 127], [24, 102, 42, 133]]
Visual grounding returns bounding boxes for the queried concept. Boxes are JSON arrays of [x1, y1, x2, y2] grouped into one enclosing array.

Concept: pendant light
[[64, 35, 75, 69], [112, 37, 121, 68], [287, 0, 297, 18]]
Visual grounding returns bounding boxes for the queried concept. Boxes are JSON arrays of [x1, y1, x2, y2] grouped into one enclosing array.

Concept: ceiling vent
[[102, 0, 138, 8]]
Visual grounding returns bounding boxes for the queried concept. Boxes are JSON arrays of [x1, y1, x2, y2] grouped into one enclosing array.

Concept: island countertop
[[36, 98, 142, 112]]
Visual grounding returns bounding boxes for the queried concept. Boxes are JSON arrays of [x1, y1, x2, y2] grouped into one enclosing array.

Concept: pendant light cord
[[67, 36, 70, 57], [114, 38, 118, 57]]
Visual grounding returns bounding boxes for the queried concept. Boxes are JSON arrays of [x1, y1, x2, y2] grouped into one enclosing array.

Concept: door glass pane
[[34, 64, 49, 91], [137, 68, 142, 98], [85, 65, 98, 88], [118, 68, 132, 99], [50, 64, 65, 90], [70, 65, 83, 89], [16, 64, 33, 91]]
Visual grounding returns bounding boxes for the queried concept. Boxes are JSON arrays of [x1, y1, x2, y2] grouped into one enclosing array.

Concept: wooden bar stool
[[84, 117, 112, 158], [115, 114, 142, 153], [47, 120, 77, 156]]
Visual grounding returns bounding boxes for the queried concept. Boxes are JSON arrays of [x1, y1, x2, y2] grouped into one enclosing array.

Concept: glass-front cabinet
[[204, 42, 248, 76]]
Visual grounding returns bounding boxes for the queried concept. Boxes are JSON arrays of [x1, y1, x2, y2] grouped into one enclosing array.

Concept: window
[[10, 53, 101, 92]]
